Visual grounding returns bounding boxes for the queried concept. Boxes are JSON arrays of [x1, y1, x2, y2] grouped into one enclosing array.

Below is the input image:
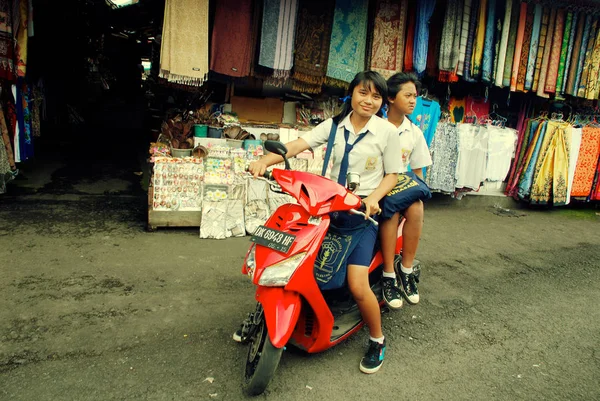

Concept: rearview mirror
[[264, 140, 291, 170]]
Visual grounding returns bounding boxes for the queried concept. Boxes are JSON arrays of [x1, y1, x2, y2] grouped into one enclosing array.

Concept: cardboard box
[[231, 96, 283, 124]]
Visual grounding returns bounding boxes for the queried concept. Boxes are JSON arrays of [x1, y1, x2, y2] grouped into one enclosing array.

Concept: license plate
[[250, 225, 296, 253]]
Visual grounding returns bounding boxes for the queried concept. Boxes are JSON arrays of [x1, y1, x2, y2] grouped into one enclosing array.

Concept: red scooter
[[238, 141, 405, 395]]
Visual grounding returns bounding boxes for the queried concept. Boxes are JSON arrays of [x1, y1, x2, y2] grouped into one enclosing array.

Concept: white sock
[[401, 264, 413, 274], [382, 271, 396, 279], [370, 336, 385, 344]]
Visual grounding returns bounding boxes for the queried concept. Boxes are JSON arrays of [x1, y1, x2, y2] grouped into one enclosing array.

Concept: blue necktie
[[337, 128, 367, 185]]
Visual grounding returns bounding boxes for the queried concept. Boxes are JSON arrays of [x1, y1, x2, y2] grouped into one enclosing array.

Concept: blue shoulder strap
[[321, 120, 338, 176]]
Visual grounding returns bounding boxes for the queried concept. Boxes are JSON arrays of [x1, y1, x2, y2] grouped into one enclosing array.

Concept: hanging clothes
[[426, 0, 444, 78], [566, 127, 583, 204], [0, 0, 16, 81], [292, 0, 335, 93], [15, 0, 27, 77], [555, 11, 573, 95], [583, 25, 600, 100], [370, 0, 408, 79], [408, 96, 441, 147], [524, 4, 542, 91], [325, 0, 368, 86], [412, 0, 437, 74], [532, 6, 550, 93], [502, 0, 520, 88], [561, 12, 578, 94], [517, 120, 546, 199], [509, 2, 527, 92], [463, 0, 480, 82], [427, 122, 459, 193], [209, 0, 254, 78], [470, 0, 487, 79], [485, 125, 518, 182], [544, 8, 565, 94], [574, 16, 594, 97], [494, 0, 512, 87], [439, 0, 463, 73], [565, 13, 585, 96], [490, 0, 504, 85], [457, 0, 473, 76], [449, 97, 467, 123], [481, 0, 496, 83], [570, 127, 600, 197], [515, 3, 534, 92], [455, 124, 489, 190], [536, 8, 556, 98], [403, 0, 417, 72]]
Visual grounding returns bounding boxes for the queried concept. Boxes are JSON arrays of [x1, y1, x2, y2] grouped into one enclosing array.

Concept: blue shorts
[[380, 172, 432, 220], [329, 212, 379, 268]]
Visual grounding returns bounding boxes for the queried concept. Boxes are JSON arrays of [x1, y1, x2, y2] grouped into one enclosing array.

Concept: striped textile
[[532, 7, 550, 92], [457, 0, 473, 76], [258, 0, 299, 78]]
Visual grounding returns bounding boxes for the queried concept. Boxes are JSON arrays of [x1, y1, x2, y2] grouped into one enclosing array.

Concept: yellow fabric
[[16, 0, 28, 77], [471, 0, 487, 77], [160, 0, 209, 86], [530, 122, 570, 205]]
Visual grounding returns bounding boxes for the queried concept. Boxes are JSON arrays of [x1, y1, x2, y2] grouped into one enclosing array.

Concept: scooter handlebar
[[348, 208, 379, 227], [244, 166, 273, 180]]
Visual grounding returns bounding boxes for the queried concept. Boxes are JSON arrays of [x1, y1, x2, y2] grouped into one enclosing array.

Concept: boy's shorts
[[329, 212, 379, 268], [380, 172, 432, 220]]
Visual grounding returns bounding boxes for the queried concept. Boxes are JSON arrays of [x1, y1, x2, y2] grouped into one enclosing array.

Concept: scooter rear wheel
[[242, 317, 283, 396]]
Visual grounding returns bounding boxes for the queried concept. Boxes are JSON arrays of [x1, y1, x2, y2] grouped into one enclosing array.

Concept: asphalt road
[[1, 170, 599, 400]]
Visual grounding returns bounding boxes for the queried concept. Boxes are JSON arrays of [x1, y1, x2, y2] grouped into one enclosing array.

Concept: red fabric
[[209, 0, 253, 77], [571, 127, 600, 197], [403, 0, 416, 72]]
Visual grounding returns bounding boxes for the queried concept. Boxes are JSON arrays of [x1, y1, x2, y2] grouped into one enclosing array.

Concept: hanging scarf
[[536, 8, 556, 98], [532, 7, 550, 92], [481, 0, 496, 83], [439, 0, 462, 72], [457, 0, 473, 76], [494, 0, 512, 86], [370, 0, 408, 79], [544, 9, 565, 94], [570, 127, 600, 197], [160, 0, 209, 86], [565, 13, 585, 96], [209, 0, 253, 78], [583, 26, 600, 100], [413, 0, 436, 74], [463, 0, 480, 82], [509, 2, 527, 91], [530, 122, 569, 205], [555, 11, 573, 95], [292, 0, 335, 93], [403, 0, 416, 71], [502, 0, 520, 87], [561, 12, 578, 94], [427, 3, 444, 78], [524, 4, 542, 91], [15, 0, 26, 77], [491, 1, 504, 85], [577, 18, 598, 98], [325, 0, 368, 86], [470, 0, 487, 78], [0, 0, 15, 81], [515, 3, 534, 92], [258, 0, 299, 80], [0, 108, 15, 171]]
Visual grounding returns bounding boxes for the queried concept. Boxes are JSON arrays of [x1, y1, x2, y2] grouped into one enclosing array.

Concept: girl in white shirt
[[248, 71, 401, 374], [379, 73, 432, 310]]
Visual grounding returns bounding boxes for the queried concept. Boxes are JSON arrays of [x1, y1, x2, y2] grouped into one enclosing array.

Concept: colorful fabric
[[470, 0, 487, 78], [426, 3, 444, 77], [481, 0, 496, 83], [449, 97, 466, 123], [510, 2, 527, 91], [457, 0, 473, 76], [0, 0, 15, 81], [566, 127, 583, 204], [575, 16, 594, 97], [544, 9, 565, 94], [439, 0, 462, 72], [517, 121, 544, 199], [370, 0, 408, 79], [562, 12, 578, 94], [555, 11, 573, 95], [413, 0, 436, 74], [591, 157, 600, 201], [494, 0, 512, 87], [502, 0, 520, 87], [160, 0, 209, 86], [292, 0, 335, 93], [577, 18, 598, 98], [209, 0, 253, 78], [258, 0, 299, 78], [583, 25, 600, 100], [565, 12, 585, 96], [427, 122, 459, 193], [516, 3, 534, 92], [463, 0, 480, 82], [408, 97, 441, 147], [15, 0, 27, 77], [490, 0, 504, 85], [530, 122, 570, 206], [325, 0, 368, 85], [524, 4, 542, 91], [0, 108, 14, 171], [570, 127, 600, 197], [532, 6, 550, 92], [536, 8, 556, 98], [403, 0, 416, 72]]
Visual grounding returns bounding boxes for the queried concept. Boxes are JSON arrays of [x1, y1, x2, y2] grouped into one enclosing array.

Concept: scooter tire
[[242, 320, 284, 396]]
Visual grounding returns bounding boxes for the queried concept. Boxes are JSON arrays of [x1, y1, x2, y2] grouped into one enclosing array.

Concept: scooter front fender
[[256, 287, 301, 349]]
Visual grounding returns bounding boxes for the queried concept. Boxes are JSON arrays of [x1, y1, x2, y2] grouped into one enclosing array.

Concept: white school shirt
[[396, 117, 433, 173], [301, 113, 402, 196]]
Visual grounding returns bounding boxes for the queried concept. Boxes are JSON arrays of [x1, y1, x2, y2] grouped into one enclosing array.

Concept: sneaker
[[232, 328, 243, 343], [359, 339, 386, 374], [382, 277, 403, 309], [398, 270, 420, 305]]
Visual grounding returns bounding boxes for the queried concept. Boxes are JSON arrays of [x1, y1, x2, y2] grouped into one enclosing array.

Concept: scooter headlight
[[245, 244, 256, 278], [258, 252, 307, 287]]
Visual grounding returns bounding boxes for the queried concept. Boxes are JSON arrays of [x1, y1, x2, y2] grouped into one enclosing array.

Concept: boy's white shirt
[[301, 113, 402, 196], [396, 116, 433, 173]]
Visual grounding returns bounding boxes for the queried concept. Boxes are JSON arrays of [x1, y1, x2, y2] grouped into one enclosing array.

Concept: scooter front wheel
[[242, 316, 283, 396]]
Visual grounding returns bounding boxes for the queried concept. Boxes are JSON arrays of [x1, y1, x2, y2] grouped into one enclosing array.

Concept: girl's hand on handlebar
[[361, 196, 381, 219], [248, 161, 268, 179]]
